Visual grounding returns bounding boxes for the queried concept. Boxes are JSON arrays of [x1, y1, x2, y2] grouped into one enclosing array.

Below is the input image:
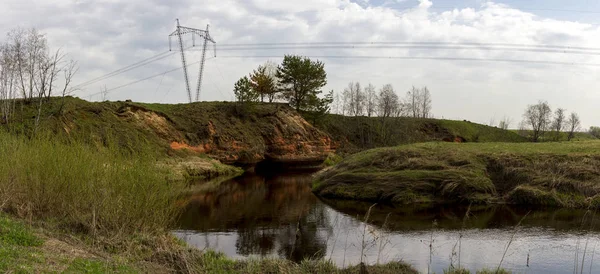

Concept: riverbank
[[313, 141, 600, 208], [1, 213, 423, 273]]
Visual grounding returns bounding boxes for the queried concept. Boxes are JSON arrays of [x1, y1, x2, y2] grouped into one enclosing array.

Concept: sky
[[1, 0, 600, 128]]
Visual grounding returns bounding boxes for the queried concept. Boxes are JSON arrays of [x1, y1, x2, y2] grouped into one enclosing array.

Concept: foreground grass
[[313, 141, 600, 208]]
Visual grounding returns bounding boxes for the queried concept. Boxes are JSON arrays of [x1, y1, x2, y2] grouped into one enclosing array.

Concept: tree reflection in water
[[177, 172, 332, 262]]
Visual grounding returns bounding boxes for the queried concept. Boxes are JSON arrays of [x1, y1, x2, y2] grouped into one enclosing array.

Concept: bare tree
[[552, 108, 566, 141], [566, 112, 581, 141], [331, 91, 342, 115], [1, 28, 77, 128], [498, 116, 512, 130], [523, 100, 552, 142], [406, 86, 422, 118], [0, 43, 18, 123], [420, 86, 432, 118], [488, 117, 496, 127], [343, 82, 364, 117], [365, 83, 378, 117], [378, 84, 398, 118]]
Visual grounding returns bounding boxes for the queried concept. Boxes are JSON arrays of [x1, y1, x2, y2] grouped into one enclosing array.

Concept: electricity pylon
[[169, 19, 216, 103]]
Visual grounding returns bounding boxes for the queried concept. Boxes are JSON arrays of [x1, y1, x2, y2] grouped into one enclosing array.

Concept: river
[[173, 171, 600, 273]]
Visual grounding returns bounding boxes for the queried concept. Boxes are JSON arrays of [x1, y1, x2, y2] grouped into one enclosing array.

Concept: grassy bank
[[313, 141, 600, 208], [310, 114, 527, 153]]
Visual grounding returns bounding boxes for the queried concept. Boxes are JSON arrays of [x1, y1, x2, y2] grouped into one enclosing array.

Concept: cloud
[[1, 0, 599, 128]]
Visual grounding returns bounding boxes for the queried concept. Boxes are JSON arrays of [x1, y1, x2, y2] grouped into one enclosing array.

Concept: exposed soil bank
[[313, 141, 600, 208]]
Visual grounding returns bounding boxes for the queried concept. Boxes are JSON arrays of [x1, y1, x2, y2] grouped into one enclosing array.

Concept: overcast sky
[[2, 0, 600, 128]]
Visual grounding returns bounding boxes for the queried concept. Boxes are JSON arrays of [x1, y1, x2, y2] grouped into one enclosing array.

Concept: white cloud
[[1, 0, 599, 128]]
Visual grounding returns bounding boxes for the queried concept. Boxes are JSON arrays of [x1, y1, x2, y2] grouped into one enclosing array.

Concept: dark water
[[173, 172, 600, 273]]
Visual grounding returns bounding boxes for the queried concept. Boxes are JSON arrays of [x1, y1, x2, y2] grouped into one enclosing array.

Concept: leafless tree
[[343, 82, 364, 117], [420, 86, 432, 118], [394, 101, 410, 117], [498, 116, 512, 130], [365, 83, 378, 117], [488, 117, 496, 127], [566, 112, 581, 141], [0, 43, 18, 123], [378, 84, 398, 118], [552, 108, 566, 141], [406, 86, 422, 118], [331, 91, 342, 115], [523, 100, 552, 142], [1, 27, 77, 129]]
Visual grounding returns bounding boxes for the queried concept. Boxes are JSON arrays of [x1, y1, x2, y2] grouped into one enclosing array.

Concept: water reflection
[[174, 172, 600, 273], [177, 172, 331, 261], [321, 199, 600, 232]]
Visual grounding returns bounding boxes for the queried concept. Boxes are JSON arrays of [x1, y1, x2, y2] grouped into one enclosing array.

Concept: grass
[[313, 141, 600, 208], [0, 131, 184, 236], [309, 114, 527, 153]]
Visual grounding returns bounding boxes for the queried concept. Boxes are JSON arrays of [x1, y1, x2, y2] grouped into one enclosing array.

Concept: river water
[[173, 171, 600, 273]]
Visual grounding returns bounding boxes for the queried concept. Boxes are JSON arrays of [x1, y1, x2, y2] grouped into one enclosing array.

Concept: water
[[173, 171, 600, 273]]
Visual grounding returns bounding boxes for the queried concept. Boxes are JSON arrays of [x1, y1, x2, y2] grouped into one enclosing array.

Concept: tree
[[276, 55, 327, 112], [420, 86, 432, 118], [567, 112, 581, 141], [406, 86, 421, 118], [249, 63, 277, 103], [364, 83, 377, 117], [523, 100, 552, 142], [377, 84, 398, 118], [342, 82, 364, 117], [551, 108, 566, 141], [590, 126, 600, 139], [233, 76, 258, 103], [0, 28, 77, 128], [498, 116, 512, 130], [304, 90, 334, 125]]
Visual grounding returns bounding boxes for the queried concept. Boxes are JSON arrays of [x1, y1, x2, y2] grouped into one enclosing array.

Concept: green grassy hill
[[310, 114, 528, 153], [313, 141, 600, 209]]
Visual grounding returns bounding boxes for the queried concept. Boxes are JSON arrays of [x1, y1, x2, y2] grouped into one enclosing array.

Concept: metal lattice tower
[[169, 19, 216, 103]]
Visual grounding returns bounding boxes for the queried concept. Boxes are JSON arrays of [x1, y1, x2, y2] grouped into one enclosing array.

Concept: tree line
[[0, 27, 77, 130], [519, 100, 581, 142], [332, 84, 432, 119]]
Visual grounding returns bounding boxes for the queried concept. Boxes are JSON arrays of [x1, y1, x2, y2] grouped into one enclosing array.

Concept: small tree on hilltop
[[276, 55, 327, 112], [234, 76, 258, 104], [249, 64, 277, 103], [566, 112, 581, 141]]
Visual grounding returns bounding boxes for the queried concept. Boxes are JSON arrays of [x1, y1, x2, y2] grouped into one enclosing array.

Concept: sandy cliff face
[[119, 103, 334, 165]]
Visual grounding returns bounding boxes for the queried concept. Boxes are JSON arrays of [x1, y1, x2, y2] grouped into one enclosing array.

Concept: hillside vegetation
[[5, 97, 333, 168], [313, 141, 600, 208], [311, 114, 527, 153]]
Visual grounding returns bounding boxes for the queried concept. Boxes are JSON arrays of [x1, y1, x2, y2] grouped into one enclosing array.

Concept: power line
[[72, 50, 174, 89], [216, 55, 600, 67], [82, 57, 215, 99], [307, 3, 600, 14], [216, 41, 600, 51], [208, 45, 600, 56]]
